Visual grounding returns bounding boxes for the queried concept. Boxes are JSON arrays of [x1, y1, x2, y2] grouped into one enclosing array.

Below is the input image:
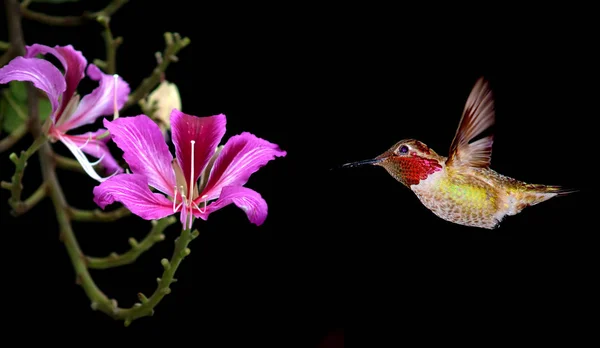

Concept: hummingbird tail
[[509, 183, 579, 216]]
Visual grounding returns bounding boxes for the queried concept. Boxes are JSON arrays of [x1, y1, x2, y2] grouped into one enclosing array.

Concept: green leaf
[[9, 81, 27, 102], [1, 81, 53, 133]]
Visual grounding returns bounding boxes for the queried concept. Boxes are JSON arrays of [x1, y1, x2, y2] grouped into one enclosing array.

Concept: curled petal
[[103, 115, 176, 195], [196, 186, 268, 226], [58, 134, 116, 182], [56, 64, 130, 131], [0, 56, 65, 120], [62, 130, 123, 176], [202, 132, 287, 200], [93, 173, 175, 221], [25, 44, 86, 120], [171, 110, 226, 189]]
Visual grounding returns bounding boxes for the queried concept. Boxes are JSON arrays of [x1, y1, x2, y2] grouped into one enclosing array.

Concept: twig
[[20, 0, 129, 27], [0, 122, 27, 153], [86, 216, 176, 269], [0, 41, 8, 50], [97, 15, 122, 74], [1, 133, 47, 212], [125, 32, 190, 109], [10, 182, 47, 215], [68, 205, 131, 222]]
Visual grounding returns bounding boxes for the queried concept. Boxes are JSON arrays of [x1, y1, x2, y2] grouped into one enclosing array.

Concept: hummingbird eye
[[399, 145, 409, 154]]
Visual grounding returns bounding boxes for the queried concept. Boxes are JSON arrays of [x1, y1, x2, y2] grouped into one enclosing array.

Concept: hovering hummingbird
[[342, 77, 575, 229]]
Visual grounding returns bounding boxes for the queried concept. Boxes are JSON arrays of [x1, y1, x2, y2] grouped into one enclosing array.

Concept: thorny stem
[[86, 216, 176, 269], [20, 0, 129, 27], [4, 0, 196, 326], [0, 122, 27, 153], [125, 32, 190, 109], [68, 205, 131, 222]]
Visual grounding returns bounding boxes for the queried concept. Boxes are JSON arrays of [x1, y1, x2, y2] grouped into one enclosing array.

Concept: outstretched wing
[[446, 77, 495, 168]]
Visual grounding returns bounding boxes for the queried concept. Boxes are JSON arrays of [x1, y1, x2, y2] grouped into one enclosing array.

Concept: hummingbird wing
[[446, 77, 495, 168]]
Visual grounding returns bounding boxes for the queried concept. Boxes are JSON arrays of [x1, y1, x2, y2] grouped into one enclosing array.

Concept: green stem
[[10, 182, 47, 216], [4, 133, 47, 211], [20, 0, 129, 27], [97, 15, 121, 75], [86, 216, 176, 269], [121, 225, 198, 326], [0, 122, 27, 153], [68, 205, 131, 222], [0, 41, 8, 50], [124, 32, 190, 109]]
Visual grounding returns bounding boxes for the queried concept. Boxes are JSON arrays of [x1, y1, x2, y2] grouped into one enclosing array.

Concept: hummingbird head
[[342, 139, 444, 187]]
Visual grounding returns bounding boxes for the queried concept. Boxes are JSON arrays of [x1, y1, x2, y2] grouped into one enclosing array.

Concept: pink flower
[[92, 109, 286, 229], [0, 44, 130, 181]]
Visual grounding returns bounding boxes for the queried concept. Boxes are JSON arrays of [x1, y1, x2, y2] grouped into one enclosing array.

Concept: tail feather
[[507, 183, 578, 216]]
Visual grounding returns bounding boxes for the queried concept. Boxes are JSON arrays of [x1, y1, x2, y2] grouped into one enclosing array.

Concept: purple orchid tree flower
[[0, 44, 130, 182], [92, 109, 286, 230]]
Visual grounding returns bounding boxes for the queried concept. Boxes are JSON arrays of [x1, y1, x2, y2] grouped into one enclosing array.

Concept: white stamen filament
[[77, 133, 93, 150], [113, 74, 119, 120], [187, 140, 196, 230], [172, 186, 178, 212], [88, 154, 105, 166]]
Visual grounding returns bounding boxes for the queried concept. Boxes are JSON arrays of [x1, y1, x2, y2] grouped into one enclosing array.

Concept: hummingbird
[[342, 77, 575, 229]]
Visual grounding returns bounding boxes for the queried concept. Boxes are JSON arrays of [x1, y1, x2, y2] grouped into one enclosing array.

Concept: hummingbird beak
[[339, 157, 383, 168]]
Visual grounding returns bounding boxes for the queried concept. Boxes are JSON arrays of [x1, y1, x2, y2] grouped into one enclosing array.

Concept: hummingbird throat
[[388, 155, 442, 186]]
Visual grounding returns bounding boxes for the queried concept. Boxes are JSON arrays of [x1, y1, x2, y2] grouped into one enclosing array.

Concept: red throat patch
[[394, 154, 442, 186]]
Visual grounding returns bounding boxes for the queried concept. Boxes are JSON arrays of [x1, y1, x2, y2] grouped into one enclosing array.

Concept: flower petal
[[196, 186, 268, 226], [103, 114, 176, 195], [0, 56, 65, 120], [62, 130, 124, 177], [25, 44, 86, 120], [171, 110, 226, 190], [56, 64, 130, 131], [201, 132, 287, 200], [93, 173, 174, 221]]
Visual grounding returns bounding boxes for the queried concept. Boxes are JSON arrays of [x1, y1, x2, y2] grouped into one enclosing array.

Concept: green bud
[[161, 258, 170, 270]]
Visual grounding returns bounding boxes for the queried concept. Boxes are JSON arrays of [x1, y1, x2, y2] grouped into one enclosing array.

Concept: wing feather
[[446, 77, 496, 168]]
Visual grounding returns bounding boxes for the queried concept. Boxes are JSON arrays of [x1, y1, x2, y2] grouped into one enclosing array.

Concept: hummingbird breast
[[410, 166, 505, 229]]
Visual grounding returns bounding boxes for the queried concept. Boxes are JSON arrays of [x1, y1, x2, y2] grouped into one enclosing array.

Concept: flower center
[[171, 140, 206, 230]]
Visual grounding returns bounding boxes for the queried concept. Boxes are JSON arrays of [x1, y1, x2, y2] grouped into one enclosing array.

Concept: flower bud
[[146, 80, 181, 137]]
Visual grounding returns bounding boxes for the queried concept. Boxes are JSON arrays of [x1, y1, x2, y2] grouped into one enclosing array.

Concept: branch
[[0, 122, 27, 153], [119, 226, 198, 326], [124, 32, 190, 109], [1, 133, 47, 212], [96, 15, 122, 74], [86, 216, 176, 269], [68, 205, 131, 222], [20, 0, 129, 27]]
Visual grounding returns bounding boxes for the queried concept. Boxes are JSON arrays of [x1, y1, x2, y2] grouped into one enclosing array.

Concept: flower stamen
[[185, 140, 196, 230], [172, 185, 178, 212], [113, 74, 119, 120], [77, 133, 93, 149]]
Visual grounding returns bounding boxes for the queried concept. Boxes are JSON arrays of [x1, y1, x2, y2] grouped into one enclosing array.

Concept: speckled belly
[[410, 171, 501, 229]]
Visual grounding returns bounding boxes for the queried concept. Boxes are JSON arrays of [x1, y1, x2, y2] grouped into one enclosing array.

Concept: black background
[[0, 1, 595, 346]]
